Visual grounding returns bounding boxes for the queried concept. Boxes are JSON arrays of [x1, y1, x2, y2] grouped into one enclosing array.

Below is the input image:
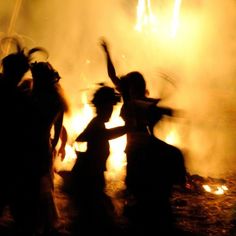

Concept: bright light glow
[[202, 184, 211, 192], [222, 185, 228, 191], [202, 184, 228, 195], [214, 186, 224, 195], [61, 144, 77, 166], [55, 98, 126, 181], [4, 0, 23, 55], [105, 104, 127, 180], [54, 91, 93, 172], [165, 129, 178, 145], [135, 0, 158, 32], [135, 0, 182, 37], [171, 0, 182, 37], [54, 143, 77, 172]]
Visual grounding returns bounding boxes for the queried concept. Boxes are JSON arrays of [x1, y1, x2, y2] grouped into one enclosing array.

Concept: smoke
[[1, 0, 236, 177]]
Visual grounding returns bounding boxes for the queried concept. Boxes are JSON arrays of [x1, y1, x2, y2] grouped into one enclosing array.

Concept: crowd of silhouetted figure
[[0, 38, 69, 236], [0, 37, 187, 236]]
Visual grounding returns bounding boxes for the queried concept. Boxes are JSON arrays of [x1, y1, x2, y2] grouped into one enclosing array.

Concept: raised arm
[[100, 39, 121, 88]]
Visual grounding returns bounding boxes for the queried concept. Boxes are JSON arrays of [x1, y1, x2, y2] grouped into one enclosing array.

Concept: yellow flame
[[135, 0, 157, 32], [135, 0, 182, 38], [54, 143, 77, 172], [65, 91, 94, 137], [171, 0, 182, 37], [61, 144, 77, 165], [105, 104, 127, 180], [54, 91, 93, 172]]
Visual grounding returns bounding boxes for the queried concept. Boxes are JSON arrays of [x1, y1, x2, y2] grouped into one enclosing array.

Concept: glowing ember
[[202, 184, 211, 192], [202, 184, 228, 195]]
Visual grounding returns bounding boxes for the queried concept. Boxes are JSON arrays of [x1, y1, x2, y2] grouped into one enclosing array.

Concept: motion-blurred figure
[[0, 38, 34, 234], [71, 85, 126, 235], [28, 60, 69, 235], [101, 39, 187, 235]]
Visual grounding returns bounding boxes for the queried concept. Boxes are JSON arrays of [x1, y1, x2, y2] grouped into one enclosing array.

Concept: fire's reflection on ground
[[1, 171, 236, 235], [52, 171, 236, 236]]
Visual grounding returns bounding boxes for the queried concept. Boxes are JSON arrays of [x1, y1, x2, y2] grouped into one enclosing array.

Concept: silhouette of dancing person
[[70, 85, 126, 235], [100, 40, 176, 190], [28, 60, 69, 235], [101, 39, 187, 235], [0, 38, 51, 235], [0, 39, 32, 227]]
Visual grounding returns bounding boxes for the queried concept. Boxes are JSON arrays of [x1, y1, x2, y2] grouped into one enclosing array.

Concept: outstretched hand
[[100, 38, 109, 53]]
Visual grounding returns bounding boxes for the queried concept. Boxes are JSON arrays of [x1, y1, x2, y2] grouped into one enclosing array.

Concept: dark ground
[[1, 172, 236, 236]]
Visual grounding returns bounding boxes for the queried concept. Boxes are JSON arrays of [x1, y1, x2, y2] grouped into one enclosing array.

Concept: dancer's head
[[120, 71, 147, 101], [30, 61, 60, 88], [92, 85, 120, 122], [1, 47, 29, 86]]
